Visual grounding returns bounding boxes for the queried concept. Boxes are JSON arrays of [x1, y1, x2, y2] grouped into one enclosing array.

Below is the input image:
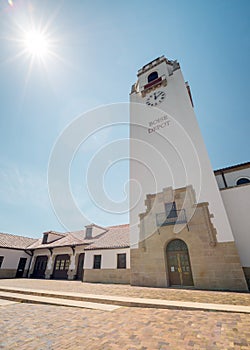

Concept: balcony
[[144, 77, 162, 90], [142, 74, 167, 96], [156, 209, 187, 227]]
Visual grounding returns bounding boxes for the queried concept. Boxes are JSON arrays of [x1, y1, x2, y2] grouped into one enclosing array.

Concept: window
[[60, 260, 65, 270], [117, 253, 126, 269], [165, 202, 177, 218], [93, 255, 101, 269], [0, 256, 4, 268], [55, 257, 70, 270], [236, 178, 250, 186], [167, 239, 188, 252], [148, 71, 158, 83], [55, 260, 60, 270], [65, 259, 70, 270]]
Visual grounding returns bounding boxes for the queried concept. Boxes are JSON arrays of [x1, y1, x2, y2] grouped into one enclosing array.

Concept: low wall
[[83, 269, 130, 284], [0, 269, 29, 279]]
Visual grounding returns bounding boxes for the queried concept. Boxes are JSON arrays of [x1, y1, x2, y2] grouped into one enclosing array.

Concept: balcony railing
[[144, 77, 162, 90], [156, 209, 187, 227], [142, 74, 167, 95]]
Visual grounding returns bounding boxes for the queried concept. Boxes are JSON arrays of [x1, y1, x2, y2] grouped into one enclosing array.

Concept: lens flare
[[23, 30, 49, 58]]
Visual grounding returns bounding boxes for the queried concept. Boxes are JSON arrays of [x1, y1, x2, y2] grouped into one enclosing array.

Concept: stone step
[[0, 290, 120, 311], [0, 286, 250, 313]]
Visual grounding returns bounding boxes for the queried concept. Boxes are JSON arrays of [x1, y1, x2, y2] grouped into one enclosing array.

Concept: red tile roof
[[85, 224, 129, 250], [27, 231, 93, 249], [1, 224, 130, 251], [0, 232, 37, 249]]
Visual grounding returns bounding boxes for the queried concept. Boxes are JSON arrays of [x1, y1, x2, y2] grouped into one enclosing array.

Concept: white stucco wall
[[224, 168, 250, 188], [130, 58, 235, 245], [30, 245, 86, 273], [84, 248, 130, 269], [215, 168, 250, 189], [46, 233, 63, 244], [0, 248, 31, 270], [215, 174, 225, 189], [220, 184, 250, 266], [32, 246, 73, 259], [91, 226, 107, 237]]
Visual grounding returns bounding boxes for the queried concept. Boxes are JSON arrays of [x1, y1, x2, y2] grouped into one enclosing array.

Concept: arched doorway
[[166, 239, 194, 286], [53, 254, 70, 280], [76, 253, 85, 281], [32, 255, 48, 278]]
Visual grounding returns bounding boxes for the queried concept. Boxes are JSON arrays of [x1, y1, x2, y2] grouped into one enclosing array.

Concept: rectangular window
[[65, 259, 70, 270], [165, 202, 177, 218], [117, 253, 126, 269], [55, 260, 60, 270], [93, 255, 101, 269], [60, 260, 65, 270], [0, 256, 4, 268]]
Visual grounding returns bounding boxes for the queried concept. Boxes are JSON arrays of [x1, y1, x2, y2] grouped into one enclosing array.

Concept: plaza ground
[[0, 279, 250, 349], [1, 278, 250, 305]]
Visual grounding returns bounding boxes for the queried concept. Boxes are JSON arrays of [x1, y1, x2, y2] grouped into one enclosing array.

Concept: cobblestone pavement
[[0, 279, 249, 306], [1, 302, 250, 350]]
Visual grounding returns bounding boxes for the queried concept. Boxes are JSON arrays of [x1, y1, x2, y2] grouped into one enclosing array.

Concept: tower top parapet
[[137, 56, 180, 77]]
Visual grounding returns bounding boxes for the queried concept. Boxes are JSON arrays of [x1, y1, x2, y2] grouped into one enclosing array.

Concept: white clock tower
[[129, 56, 235, 248]]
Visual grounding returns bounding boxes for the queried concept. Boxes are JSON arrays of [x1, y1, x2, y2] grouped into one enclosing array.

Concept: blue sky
[[0, 0, 249, 237]]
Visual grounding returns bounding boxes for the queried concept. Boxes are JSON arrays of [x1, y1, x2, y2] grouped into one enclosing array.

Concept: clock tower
[[129, 56, 235, 248]]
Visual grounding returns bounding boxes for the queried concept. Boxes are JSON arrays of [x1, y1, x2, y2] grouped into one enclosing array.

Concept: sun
[[5, 14, 61, 68], [3, 11, 64, 95], [23, 29, 49, 59]]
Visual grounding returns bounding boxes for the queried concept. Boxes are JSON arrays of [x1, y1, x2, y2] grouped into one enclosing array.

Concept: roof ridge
[[214, 161, 250, 173], [43, 231, 65, 236], [0, 232, 37, 241], [107, 223, 129, 228], [85, 223, 107, 230], [67, 232, 86, 244]]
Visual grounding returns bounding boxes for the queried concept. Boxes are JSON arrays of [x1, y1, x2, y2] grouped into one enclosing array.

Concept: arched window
[[148, 71, 158, 83], [167, 239, 188, 252], [236, 177, 250, 186]]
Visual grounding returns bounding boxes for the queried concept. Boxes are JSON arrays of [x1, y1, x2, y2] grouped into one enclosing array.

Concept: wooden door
[[167, 251, 181, 285], [33, 256, 48, 278], [53, 254, 70, 280], [15, 258, 27, 278], [76, 253, 85, 281], [167, 239, 193, 286], [178, 251, 193, 286]]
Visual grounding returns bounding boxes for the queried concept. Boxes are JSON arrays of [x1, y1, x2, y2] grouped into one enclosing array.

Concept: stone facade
[[130, 186, 248, 291]]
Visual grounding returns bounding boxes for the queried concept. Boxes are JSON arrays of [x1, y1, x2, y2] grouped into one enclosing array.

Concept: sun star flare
[[23, 29, 50, 59]]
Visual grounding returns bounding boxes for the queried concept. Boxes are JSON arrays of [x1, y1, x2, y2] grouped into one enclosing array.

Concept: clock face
[[146, 91, 166, 106]]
